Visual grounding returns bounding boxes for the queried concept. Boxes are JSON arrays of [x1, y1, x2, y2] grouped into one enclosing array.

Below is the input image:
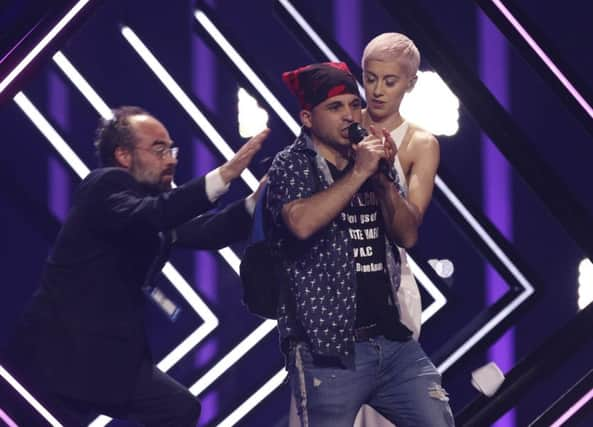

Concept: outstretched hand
[[220, 129, 270, 184]]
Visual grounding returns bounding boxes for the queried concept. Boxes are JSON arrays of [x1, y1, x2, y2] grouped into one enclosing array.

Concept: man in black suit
[[10, 106, 269, 426]]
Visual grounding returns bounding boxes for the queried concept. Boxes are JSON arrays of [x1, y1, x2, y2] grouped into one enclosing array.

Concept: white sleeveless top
[[389, 121, 422, 341], [390, 120, 410, 193]]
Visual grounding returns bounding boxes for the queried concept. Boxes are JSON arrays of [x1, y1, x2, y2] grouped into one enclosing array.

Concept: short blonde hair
[[362, 33, 420, 77]]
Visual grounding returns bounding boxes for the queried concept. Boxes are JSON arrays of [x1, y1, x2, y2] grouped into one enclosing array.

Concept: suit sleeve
[[173, 199, 252, 249], [87, 169, 215, 233]]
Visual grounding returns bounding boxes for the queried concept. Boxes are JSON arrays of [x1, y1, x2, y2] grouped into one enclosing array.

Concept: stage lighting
[[121, 25, 259, 190], [578, 258, 593, 310], [238, 88, 269, 138], [194, 10, 301, 136], [490, 0, 593, 120], [401, 71, 460, 137], [428, 258, 455, 279]]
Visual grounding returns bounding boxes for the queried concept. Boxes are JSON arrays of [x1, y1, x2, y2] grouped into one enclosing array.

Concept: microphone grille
[[347, 123, 368, 144]]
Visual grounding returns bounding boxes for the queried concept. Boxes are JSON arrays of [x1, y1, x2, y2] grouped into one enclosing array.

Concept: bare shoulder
[[408, 124, 438, 148], [407, 124, 439, 159]]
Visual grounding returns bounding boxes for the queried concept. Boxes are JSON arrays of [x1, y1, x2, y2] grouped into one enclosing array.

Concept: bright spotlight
[[578, 258, 593, 310], [237, 88, 269, 138], [401, 70, 460, 137], [428, 258, 455, 279]]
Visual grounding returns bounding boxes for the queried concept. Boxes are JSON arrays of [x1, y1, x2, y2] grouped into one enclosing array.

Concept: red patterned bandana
[[282, 62, 359, 110]]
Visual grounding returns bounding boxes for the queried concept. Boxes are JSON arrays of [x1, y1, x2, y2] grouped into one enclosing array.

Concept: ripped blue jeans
[[288, 336, 455, 427]]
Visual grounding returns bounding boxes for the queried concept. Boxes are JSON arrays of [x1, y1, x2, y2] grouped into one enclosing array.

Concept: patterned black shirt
[[266, 131, 404, 367]]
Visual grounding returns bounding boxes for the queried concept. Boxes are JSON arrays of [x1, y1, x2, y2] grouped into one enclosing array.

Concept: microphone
[[347, 122, 368, 144], [347, 123, 397, 183]]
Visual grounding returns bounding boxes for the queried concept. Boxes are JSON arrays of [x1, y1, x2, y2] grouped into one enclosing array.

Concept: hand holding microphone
[[348, 123, 397, 183]]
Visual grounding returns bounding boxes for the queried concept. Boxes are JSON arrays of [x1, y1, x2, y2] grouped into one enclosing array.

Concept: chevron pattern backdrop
[[1, 1, 592, 426]]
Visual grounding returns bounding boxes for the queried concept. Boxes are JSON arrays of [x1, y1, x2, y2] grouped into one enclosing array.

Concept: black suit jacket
[[15, 167, 251, 404]]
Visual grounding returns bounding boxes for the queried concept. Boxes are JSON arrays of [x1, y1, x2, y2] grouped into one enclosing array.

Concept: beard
[[131, 164, 175, 193], [138, 178, 168, 194]]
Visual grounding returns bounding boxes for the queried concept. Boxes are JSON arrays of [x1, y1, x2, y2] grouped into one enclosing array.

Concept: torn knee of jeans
[[428, 383, 450, 402]]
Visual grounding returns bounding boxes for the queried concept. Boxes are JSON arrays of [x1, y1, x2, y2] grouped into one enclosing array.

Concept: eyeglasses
[[133, 145, 179, 160]]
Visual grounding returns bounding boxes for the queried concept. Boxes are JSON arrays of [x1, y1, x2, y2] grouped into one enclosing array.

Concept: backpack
[[239, 182, 282, 319], [240, 154, 320, 319]]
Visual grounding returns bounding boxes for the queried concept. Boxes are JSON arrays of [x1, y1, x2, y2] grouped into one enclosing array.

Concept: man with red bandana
[[267, 63, 454, 426]]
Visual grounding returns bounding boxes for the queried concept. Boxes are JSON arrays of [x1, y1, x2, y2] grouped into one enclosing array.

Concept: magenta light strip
[[491, 0, 593, 120], [48, 71, 70, 221], [479, 8, 515, 427], [0, 364, 61, 426], [0, 408, 19, 427], [0, 22, 41, 65], [550, 387, 593, 427], [191, 28, 219, 424], [0, 0, 92, 95]]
